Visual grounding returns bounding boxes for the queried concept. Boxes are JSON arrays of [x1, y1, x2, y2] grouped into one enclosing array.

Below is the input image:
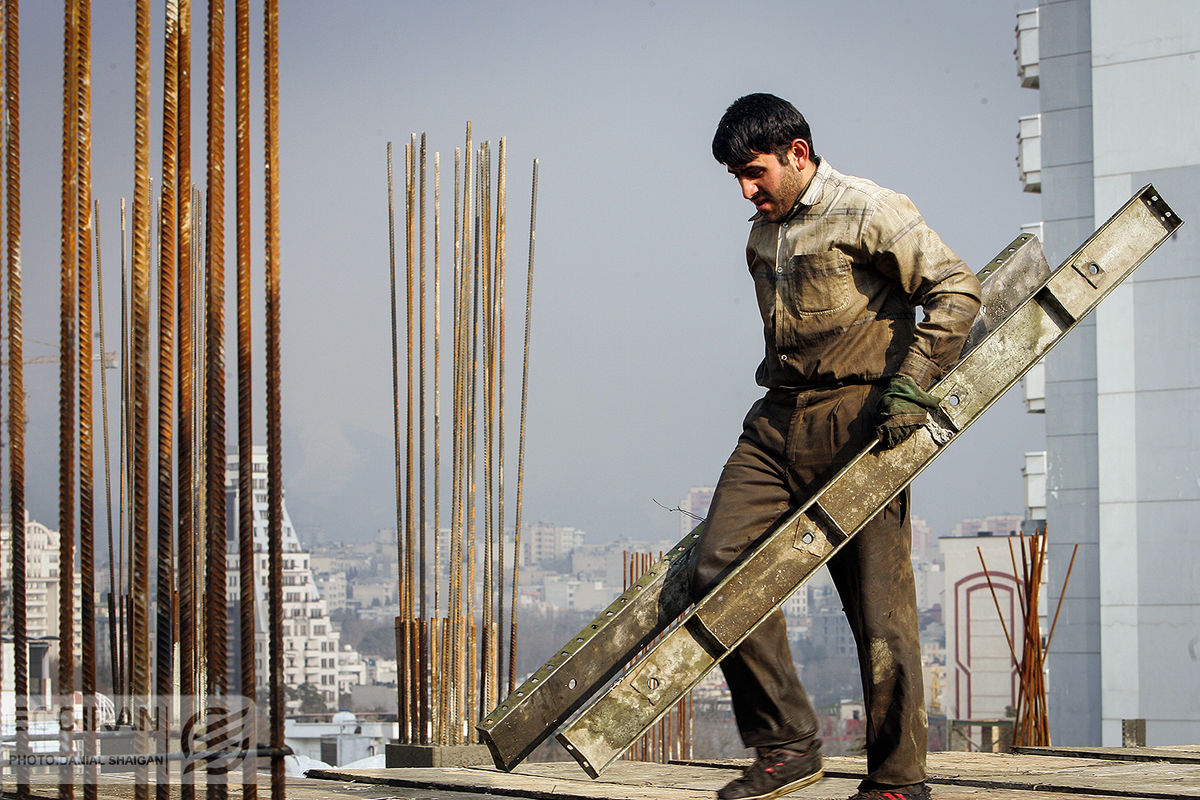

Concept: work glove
[[876, 375, 941, 450]]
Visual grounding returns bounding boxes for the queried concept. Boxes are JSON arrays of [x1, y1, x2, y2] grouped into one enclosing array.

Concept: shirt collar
[[796, 156, 830, 209]]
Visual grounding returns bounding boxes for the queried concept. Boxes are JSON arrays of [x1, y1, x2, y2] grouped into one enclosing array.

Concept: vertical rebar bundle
[[388, 131, 539, 747], [979, 527, 1078, 748], [0, 2, 288, 796]]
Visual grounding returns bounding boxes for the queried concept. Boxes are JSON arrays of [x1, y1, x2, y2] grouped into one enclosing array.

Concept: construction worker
[[694, 93, 981, 800]]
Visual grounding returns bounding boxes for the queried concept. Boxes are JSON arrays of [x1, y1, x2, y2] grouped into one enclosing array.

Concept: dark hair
[[712, 93, 815, 167]]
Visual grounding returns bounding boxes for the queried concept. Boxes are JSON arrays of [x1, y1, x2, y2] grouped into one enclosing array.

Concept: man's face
[[727, 147, 807, 223]]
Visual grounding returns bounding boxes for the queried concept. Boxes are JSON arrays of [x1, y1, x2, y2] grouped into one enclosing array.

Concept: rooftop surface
[[6, 746, 1198, 800], [306, 746, 1200, 800]]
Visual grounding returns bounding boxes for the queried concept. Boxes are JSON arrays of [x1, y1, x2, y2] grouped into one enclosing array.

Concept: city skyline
[[13, 2, 1043, 550]]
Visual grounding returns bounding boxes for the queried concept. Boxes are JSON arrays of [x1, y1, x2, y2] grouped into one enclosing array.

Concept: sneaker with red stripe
[[716, 740, 824, 800], [846, 784, 932, 800]]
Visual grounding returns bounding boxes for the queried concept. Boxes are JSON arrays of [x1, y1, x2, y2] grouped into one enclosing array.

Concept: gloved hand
[[876, 375, 941, 449]]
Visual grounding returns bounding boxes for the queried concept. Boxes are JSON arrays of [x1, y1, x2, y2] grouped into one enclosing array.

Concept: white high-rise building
[[0, 515, 83, 695], [1018, 2, 1200, 745], [225, 447, 347, 706], [679, 486, 715, 538], [523, 522, 586, 565]]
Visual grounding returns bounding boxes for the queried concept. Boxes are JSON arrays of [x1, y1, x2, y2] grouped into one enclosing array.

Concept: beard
[[756, 164, 806, 222]]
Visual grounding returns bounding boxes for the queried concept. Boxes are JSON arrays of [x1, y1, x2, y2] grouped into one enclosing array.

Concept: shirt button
[[780, 355, 788, 361], [782, 222, 789, 229], [776, 266, 783, 274]]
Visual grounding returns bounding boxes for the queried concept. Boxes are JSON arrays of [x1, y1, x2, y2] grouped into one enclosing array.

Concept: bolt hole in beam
[[947, 394, 961, 406]]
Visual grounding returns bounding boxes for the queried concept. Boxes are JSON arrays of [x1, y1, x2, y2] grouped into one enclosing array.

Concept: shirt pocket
[[779, 250, 852, 316]]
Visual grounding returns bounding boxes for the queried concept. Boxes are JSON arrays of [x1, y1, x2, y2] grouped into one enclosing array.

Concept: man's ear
[[788, 138, 811, 170]]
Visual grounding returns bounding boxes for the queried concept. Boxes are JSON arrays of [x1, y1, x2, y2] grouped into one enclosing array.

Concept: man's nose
[[739, 178, 757, 200]]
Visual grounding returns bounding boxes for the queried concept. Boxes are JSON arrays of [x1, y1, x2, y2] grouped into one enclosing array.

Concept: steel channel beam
[[556, 185, 1180, 777], [477, 526, 702, 769], [477, 221, 1052, 771]]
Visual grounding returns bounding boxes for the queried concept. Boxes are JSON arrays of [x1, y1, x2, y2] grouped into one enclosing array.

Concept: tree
[[286, 682, 329, 715]]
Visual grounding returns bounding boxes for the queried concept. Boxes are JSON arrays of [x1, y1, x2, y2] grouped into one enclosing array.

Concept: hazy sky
[[16, 1, 1046, 546]]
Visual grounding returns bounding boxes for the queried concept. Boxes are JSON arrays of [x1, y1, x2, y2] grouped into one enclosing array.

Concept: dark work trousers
[[690, 383, 927, 789]]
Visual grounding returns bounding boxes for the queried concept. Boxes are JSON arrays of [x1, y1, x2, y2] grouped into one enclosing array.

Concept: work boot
[[846, 783, 932, 800], [716, 740, 823, 800]]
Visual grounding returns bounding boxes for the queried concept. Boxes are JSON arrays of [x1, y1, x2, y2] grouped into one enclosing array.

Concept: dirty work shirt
[[691, 160, 979, 790], [747, 157, 980, 391]]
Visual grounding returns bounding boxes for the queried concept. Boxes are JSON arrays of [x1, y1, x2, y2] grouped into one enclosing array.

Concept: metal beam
[[555, 185, 1180, 777], [478, 185, 1180, 775]]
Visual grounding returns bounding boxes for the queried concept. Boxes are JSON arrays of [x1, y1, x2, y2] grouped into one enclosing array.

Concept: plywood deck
[[6, 748, 1198, 800], [307, 747, 1200, 800]]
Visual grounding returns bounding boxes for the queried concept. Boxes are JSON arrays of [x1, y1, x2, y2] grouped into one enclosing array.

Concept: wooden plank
[[1013, 745, 1200, 764], [309, 764, 717, 800]]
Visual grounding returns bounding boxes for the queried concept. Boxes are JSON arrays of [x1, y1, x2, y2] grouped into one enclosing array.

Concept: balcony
[[1015, 9, 1039, 89], [1017, 114, 1042, 193], [1022, 359, 1045, 413]]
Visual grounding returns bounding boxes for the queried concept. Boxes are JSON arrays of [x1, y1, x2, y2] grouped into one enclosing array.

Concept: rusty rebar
[[457, 125, 472, 739], [154, 1, 179, 795], [1, 12, 8, 788], [130, 0, 154, 795], [74, 2, 97, 794], [508, 158, 537, 692], [460, 134, 472, 717], [443, 145, 465, 745], [466, 143, 481, 733], [118, 197, 130, 721], [235, 0, 257, 794], [94, 195, 122, 739], [431, 148, 444, 743], [448, 144, 462, 743], [4, 1, 29, 794], [479, 141, 493, 721], [433, 149, 441, 632], [1045, 541, 1078, 655], [59, 3, 81, 794], [194, 188, 210, 715], [204, 2, 229, 793], [979, 531, 1061, 748], [494, 137, 506, 701], [418, 131, 430, 742], [387, 141, 408, 740], [977, 549, 1020, 667], [264, 0, 285, 793], [405, 136, 417, 738], [176, 0, 196, 795], [404, 137, 418, 739]]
